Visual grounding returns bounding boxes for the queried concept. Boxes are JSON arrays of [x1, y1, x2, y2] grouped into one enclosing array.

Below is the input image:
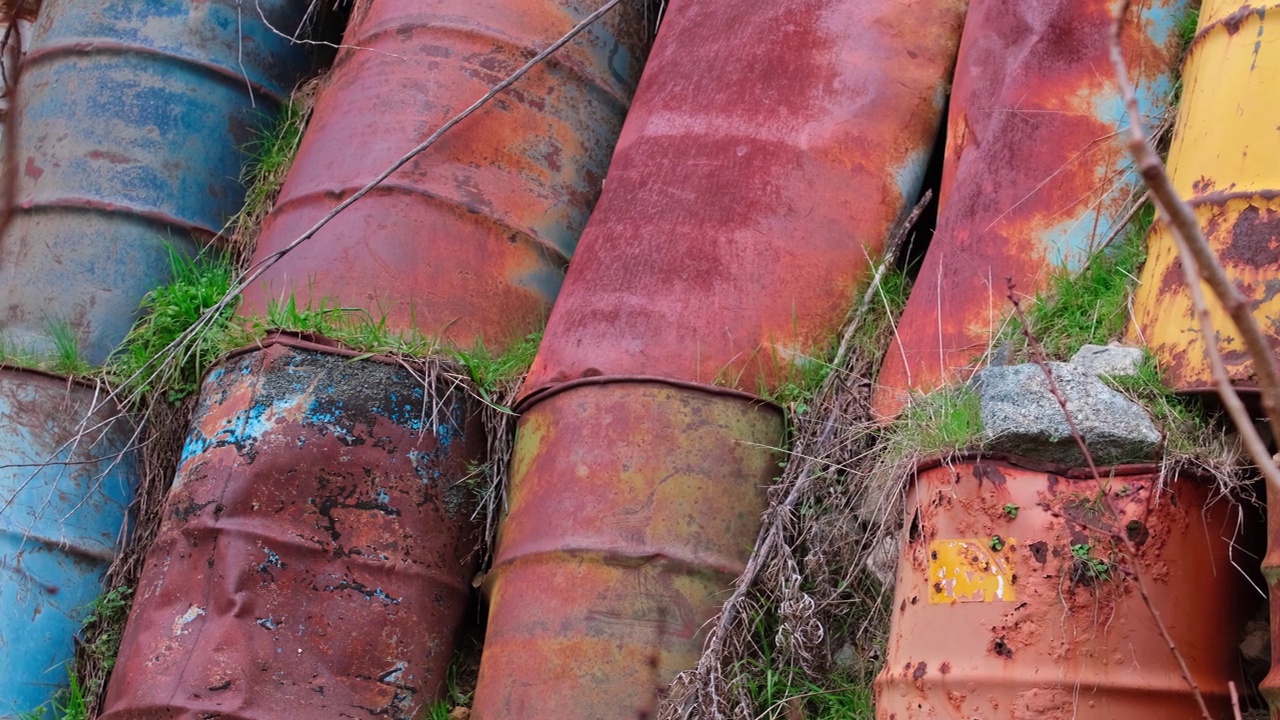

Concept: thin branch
[[1111, 0, 1280, 454]]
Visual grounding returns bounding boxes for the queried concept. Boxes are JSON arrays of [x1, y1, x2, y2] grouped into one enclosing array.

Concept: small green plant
[[17, 668, 88, 720], [45, 319, 92, 376], [989, 535, 1006, 551], [83, 586, 133, 678], [1175, 6, 1200, 54], [1002, 503, 1019, 519], [889, 384, 985, 458], [110, 246, 243, 399], [450, 332, 543, 402], [420, 656, 476, 720], [1070, 543, 1112, 583]]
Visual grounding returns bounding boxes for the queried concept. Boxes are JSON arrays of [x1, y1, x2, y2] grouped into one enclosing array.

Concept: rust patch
[[875, 459, 1256, 719], [102, 343, 484, 719]]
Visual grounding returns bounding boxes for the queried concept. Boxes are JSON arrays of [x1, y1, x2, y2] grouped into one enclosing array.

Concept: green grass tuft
[[17, 668, 88, 720], [1175, 6, 1200, 53], [109, 246, 243, 400], [450, 332, 543, 401], [1003, 204, 1153, 361], [889, 383, 984, 458]]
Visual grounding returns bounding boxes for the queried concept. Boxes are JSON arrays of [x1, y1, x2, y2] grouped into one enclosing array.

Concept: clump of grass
[[421, 660, 476, 720], [1001, 204, 1153, 362], [1104, 351, 1242, 488], [450, 332, 542, 404], [17, 668, 88, 720], [73, 586, 133, 703], [1175, 5, 1200, 55], [109, 246, 245, 400], [0, 320, 91, 376]]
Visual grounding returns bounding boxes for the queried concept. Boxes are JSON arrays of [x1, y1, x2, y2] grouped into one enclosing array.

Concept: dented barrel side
[[236, 0, 650, 350], [518, 0, 966, 401], [1131, 0, 1280, 396], [0, 0, 316, 364], [102, 340, 483, 720], [473, 0, 966, 717], [0, 367, 137, 716], [875, 458, 1252, 719], [871, 0, 1189, 419], [477, 384, 782, 719]]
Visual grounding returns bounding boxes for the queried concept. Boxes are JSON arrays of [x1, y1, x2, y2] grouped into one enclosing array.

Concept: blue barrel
[[0, 367, 137, 716], [0, 0, 317, 364]]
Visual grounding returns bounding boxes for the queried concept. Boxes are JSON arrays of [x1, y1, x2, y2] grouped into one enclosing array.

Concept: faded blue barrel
[[0, 0, 317, 364], [0, 366, 137, 716]]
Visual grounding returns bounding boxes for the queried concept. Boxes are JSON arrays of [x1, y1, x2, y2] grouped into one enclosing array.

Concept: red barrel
[[870, 0, 1189, 419], [102, 337, 483, 720], [876, 457, 1254, 718], [474, 0, 967, 717], [237, 0, 650, 349]]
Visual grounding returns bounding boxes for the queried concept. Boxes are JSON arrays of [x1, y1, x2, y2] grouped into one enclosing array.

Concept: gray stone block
[[971, 362, 1161, 466]]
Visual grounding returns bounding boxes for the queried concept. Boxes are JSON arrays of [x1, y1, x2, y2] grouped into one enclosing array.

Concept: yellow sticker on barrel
[[928, 538, 1016, 603]]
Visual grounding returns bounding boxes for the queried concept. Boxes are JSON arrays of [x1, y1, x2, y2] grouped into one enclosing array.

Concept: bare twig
[[1230, 681, 1244, 720], [1005, 278, 1102, 480]]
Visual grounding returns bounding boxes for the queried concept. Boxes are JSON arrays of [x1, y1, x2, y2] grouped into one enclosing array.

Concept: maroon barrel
[[102, 337, 483, 719], [473, 0, 967, 717], [870, 0, 1189, 420], [237, 0, 650, 349]]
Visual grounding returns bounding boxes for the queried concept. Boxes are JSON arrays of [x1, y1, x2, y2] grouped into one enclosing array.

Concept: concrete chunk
[[1071, 343, 1146, 378], [971, 362, 1161, 466]]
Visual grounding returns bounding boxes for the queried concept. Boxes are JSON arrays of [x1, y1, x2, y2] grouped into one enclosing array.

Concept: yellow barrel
[[1131, 0, 1280, 396]]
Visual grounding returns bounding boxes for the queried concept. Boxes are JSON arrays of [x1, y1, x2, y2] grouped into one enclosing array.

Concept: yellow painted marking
[[928, 538, 1016, 604]]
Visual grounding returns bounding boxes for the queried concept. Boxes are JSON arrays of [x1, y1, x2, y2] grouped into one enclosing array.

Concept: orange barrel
[[871, 0, 1189, 420], [236, 0, 650, 348], [1130, 0, 1280, 397], [472, 0, 967, 717], [102, 336, 483, 719], [875, 457, 1254, 719]]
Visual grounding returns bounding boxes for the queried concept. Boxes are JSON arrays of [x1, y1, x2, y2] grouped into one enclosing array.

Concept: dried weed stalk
[[661, 195, 931, 720]]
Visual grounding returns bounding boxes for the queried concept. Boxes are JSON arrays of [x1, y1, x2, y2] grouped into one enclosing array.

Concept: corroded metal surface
[[519, 0, 966, 402], [102, 340, 482, 720], [876, 458, 1253, 719], [236, 0, 650, 350], [0, 0, 37, 144], [0, 366, 137, 716], [0, 0, 316, 364], [872, 0, 1189, 420], [1132, 0, 1280, 396], [473, 383, 783, 719]]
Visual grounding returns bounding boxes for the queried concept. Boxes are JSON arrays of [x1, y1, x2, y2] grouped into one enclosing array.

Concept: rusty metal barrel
[[1131, 0, 1280, 397], [0, 0, 316, 364], [0, 367, 137, 716], [473, 1, 966, 717], [871, 0, 1189, 420], [236, 0, 649, 348], [101, 337, 483, 719], [104, 1, 650, 716], [0, 0, 37, 151], [875, 457, 1253, 719]]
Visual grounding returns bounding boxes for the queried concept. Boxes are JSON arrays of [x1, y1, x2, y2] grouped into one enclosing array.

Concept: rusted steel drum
[[515, 0, 965, 400], [236, 0, 650, 349], [870, 0, 1190, 420], [477, 383, 781, 719], [875, 457, 1252, 719], [0, 0, 316, 364], [101, 337, 482, 720], [474, 0, 966, 717], [0, 366, 137, 716], [1131, 0, 1280, 396]]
